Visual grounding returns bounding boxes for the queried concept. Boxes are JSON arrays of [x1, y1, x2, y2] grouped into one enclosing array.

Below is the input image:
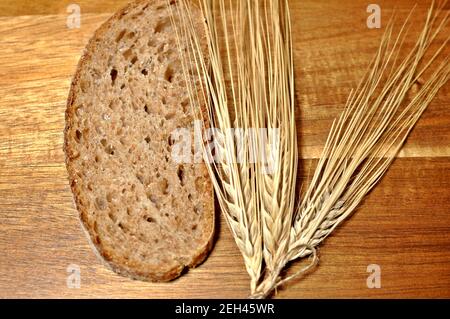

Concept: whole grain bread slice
[[64, 0, 214, 282]]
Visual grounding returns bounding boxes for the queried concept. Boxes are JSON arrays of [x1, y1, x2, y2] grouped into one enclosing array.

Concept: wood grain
[[0, 0, 449, 298]]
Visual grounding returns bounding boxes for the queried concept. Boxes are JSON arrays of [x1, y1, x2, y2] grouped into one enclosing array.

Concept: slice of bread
[[64, 0, 214, 282]]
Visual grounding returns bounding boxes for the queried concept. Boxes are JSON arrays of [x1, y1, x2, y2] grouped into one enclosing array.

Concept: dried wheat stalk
[[170, 0, 449, 298], [170, 0, 265, 293]]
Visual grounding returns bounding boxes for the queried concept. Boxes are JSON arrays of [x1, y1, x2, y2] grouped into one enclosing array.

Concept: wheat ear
[[252, 1, 449, 298], [169, 0, 265, 293], [169, 0, 298, 293], [256, 0, 298, 276]]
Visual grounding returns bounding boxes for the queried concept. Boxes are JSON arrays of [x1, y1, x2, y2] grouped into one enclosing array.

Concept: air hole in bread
[[144, 104, 150, 114], [123, 48, 133, 59], [110, 68, 118, 85], [145, 216, 155, 223], [127, 32, 136, 39], [120, 84, 126, 90], [108, 100, 118, 110], [115, 29, 127, 42], [75, 130, 82, 142], [136, 173, 145, 185], [106, 144, 116, 155], [165, 48, 175, 57], [164, 65, 174, 83], [131, 12, 143, 20], [108, 212, 117, 223], [159, 178, 169, 194], [141, 69, 148, 76], [155, 19, 170, 33], [181, 99, 189, 112], [161, 96, 167, 105], [188, 194, 193, 201], [106, 192, 114, 203], [144, 136, 151, 144], [131, 56, 138, 65], [191, 224, 197, 230], [82, 127, 90, 137], [177, 165, 185, 186], [165, 112, 175, 120], [168, 136, 174, 146]]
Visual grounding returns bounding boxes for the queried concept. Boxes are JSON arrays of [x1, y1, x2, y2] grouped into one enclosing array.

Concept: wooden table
[[0, 0, 449, 298]]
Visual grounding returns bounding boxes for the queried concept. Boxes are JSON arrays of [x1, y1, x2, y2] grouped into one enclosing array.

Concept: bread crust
[[64, 0, 214, 282]]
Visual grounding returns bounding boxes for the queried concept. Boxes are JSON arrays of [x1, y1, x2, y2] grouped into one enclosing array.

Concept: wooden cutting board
[[0, 0, 449, 298]]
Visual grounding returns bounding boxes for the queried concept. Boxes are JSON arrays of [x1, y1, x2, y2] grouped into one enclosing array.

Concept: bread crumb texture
[[65, 0, 214, 282]]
